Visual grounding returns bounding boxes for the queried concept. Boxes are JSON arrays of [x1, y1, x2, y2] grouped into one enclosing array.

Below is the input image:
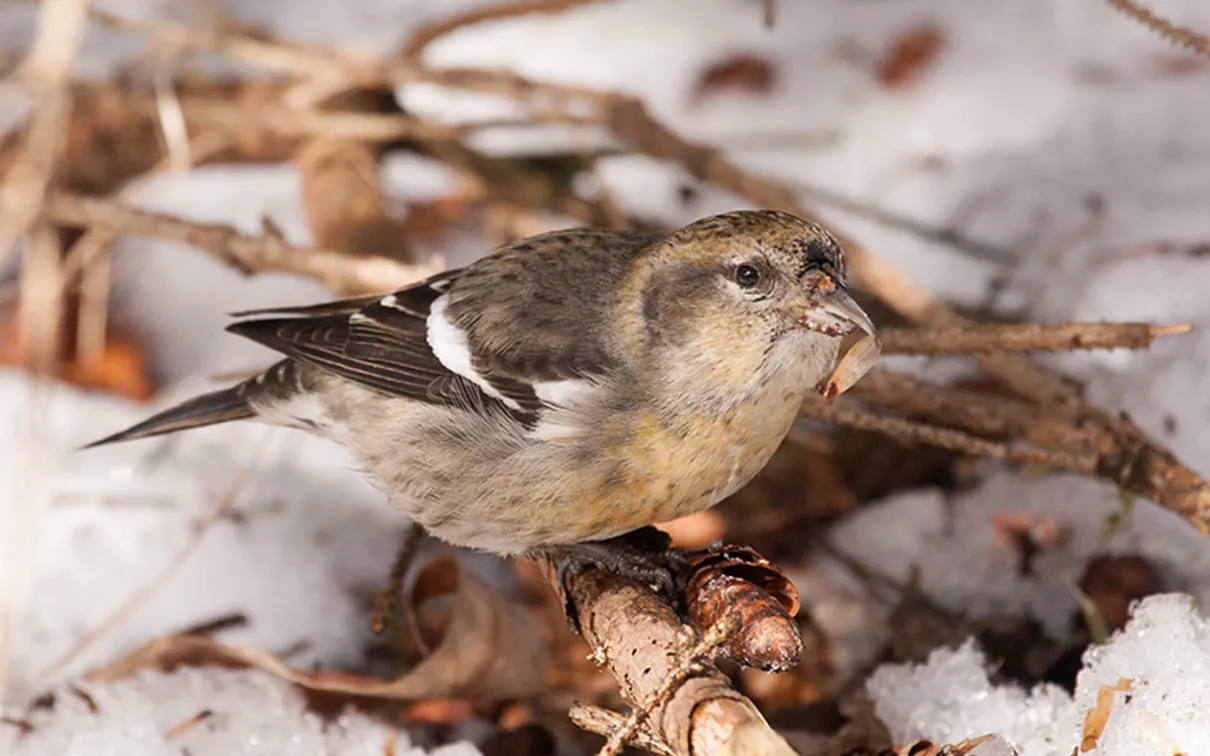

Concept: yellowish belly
[[575, 395, 802, 540]]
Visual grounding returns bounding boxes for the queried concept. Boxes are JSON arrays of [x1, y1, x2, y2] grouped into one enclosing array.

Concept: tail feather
[[84, 385, 254, 449]]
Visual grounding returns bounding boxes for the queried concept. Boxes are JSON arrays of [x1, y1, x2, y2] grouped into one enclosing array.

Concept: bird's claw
[[534, 526, 692, 633]]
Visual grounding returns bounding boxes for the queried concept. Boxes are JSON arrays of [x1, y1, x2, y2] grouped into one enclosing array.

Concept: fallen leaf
[[1080, 554, 1160, 633], [877, 25, 946, 88], [690, 53, 777, 105], [88, 555, 550, 701], [1080, 678, 1133, 752], [0, 307, 155, 401]]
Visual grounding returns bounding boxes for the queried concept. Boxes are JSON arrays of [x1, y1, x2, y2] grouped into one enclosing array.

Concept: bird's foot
[[531, 526, 692, 632]]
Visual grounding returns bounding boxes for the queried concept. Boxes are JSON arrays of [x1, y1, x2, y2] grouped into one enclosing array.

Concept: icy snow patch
[[0, 666, 482, 756], [0, 371, 515, 702], [867, 593, 1210, 756]]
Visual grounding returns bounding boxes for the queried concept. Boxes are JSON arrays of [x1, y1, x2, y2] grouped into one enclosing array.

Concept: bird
[[88, 209, 875, 601]]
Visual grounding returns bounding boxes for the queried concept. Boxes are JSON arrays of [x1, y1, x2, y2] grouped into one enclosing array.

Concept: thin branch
[[1105, 0, 1210, 59], [0, 0, 90, 261], [879, 321, 1192, 356], [842, 369, 1210, 538], [401, 0, 610, 60], [801, 395, 1099, 472], [41, 192, 436, 295], [794, 178, 1014, 264], [569, 705, 676, 756]]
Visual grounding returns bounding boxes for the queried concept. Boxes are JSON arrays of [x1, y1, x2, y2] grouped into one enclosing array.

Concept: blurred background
[[1, 1, 1209, 754]]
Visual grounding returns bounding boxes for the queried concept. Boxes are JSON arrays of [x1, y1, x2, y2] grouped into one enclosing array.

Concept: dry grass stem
[[801, 396, 1099, 472], [401, 0, 611, 60], [1106, 0, 1210, 58], [42, 192, 437, 295], [879, 321, 1192, 356], [570, 705, 676, 756]]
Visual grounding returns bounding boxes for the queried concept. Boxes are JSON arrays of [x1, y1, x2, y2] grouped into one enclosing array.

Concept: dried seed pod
[[825, 333, 881, 404], [684, 545, 802, 671]]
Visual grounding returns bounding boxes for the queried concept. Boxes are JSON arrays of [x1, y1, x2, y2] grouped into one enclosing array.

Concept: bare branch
[[841, 370, 1210, 538], [1105, 0, 1210, 59], [801, 395, 1098, 472], [879, 321, 1192, 356], [41, 192, 435, 295], [401, 0, 610, 60]]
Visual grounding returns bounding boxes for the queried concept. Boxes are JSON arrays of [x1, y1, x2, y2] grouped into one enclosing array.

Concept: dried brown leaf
[[1080, 678, 1133, 752], [877, 25, 946, 88], [691, 53, 777, 105], [1080, 554, 1160, 633], [87, 555, 549, 701]]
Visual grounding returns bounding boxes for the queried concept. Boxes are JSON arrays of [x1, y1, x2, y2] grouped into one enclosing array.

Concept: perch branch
[[401, 0, 610, 60], [538, 561, 796, 756], [40, 192, 434, 295], [878, 321, 1192, 356]]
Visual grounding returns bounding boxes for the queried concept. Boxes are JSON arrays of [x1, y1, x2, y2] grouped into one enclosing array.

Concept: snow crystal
[[0, 371, 514, 701], [0, 666, 481, 756], [866, 639, 1069, 754], [867, 593, 1210, 756]]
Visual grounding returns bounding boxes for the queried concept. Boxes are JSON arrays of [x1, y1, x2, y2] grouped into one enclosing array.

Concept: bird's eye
[[735, 264, 761, 288]]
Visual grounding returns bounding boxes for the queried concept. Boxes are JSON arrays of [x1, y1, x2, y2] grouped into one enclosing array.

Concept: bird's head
[[624, 210, 876, 398]]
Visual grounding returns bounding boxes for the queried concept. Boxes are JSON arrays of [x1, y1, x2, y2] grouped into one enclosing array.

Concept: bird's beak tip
[[814, 283, 876, 337]]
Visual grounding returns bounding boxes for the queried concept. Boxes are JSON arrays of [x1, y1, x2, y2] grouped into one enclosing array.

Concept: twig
[[0, 0, 89, 261], [597, 617, 740, 756], [41, 192, 436, 295], [570, 705, 676, 756], [369, 523, 424, 635], [38, 430, 274, 681], [538, 562, 796, 756], [794, 178, 1013, 264], [401, 0, 609, 60], [801, 395, 1099, 472], [843, 369, 1210, 537], [879, 321, 1192, 356], [179, 99, 571, 143], [1105, 0, 1210, 59]]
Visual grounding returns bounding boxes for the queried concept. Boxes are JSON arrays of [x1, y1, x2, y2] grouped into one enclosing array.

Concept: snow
[[867, 594, 1210, 756], [0, 666, 483, 756], [2, 0, 1210, 752]]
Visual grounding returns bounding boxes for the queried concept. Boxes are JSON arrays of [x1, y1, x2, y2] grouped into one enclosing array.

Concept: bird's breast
[[585, 383, 805, 534]]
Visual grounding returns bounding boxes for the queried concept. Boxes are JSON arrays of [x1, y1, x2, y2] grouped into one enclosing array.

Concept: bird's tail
[[83, 384, 255, 448]]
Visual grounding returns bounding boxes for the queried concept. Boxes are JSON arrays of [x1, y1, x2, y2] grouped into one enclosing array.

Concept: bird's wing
[[227, 271, 540, 422], [441, 228, 660, 383], [226, 229, 659, 421]]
